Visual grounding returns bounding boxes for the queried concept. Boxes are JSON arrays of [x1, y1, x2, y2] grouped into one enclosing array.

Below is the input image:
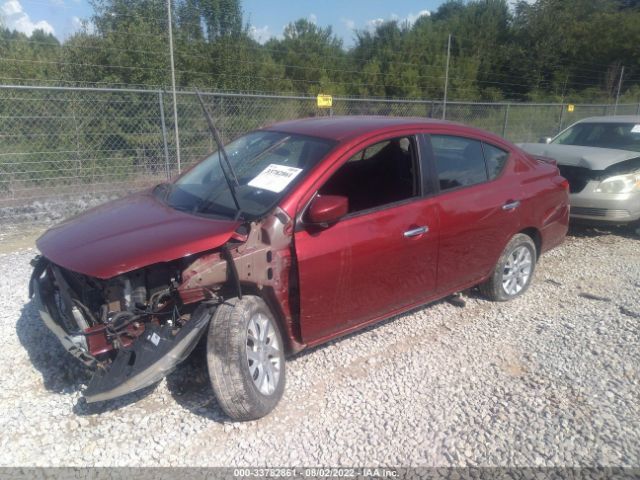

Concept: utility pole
[[167, 0, 181, 174], [614, 65, 624, 115], [442, 33, 451, 120]]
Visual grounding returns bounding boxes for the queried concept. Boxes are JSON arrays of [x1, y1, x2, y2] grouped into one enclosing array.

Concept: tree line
[[1, 0, 640, 103]]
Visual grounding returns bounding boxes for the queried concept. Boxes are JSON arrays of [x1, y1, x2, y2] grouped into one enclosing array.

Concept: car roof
[[263, 116, 457, 142], [574, 115, 640, 124]]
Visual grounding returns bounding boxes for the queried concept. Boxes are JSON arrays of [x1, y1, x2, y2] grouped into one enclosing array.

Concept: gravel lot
[[0, 226, 639, 467]]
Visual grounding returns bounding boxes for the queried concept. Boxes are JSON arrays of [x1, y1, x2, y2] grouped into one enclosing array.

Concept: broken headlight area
[[29, 255, 215, 403], [556, 165, 599, 193], [559, 157, 640, 195]]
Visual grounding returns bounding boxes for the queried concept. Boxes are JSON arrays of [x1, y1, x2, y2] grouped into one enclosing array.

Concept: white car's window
[[553, 122, 640, 152]]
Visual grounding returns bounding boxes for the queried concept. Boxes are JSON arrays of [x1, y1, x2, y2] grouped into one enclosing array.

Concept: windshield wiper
[[195, 89, 243, 220]]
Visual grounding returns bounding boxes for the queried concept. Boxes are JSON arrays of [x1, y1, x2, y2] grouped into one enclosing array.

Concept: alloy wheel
[[501, 245, 533, 296], [246, 313, 282, 395]]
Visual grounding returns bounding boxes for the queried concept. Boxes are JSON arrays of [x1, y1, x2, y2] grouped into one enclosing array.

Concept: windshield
[[161, 131, 335, 219], [552, 122, 640, 152]]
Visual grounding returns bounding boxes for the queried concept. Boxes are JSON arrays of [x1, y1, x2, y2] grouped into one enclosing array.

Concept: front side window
[[431, 135, 488, 191], [160, 131, 335, 219], [318, 136, 419, 214]]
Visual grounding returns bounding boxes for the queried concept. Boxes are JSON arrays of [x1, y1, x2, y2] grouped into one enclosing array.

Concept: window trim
[[418, 134, 440, 196], [332, 194, 425, 222]]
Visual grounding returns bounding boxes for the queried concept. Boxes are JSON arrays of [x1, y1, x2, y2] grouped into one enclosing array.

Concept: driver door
[[293, 135, 439, 343]]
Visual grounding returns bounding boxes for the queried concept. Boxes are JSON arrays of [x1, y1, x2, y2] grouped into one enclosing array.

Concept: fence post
[[557, 104, 565, 134], [427, 101, 436, 118], [71, 91, 82, 185], [502, 103, 510, 138], [158, 91, 171, 181], [219, 94, 225, 140]]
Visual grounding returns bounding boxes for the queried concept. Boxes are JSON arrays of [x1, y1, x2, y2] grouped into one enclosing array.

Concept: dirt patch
[[0, 228, 41, 254]]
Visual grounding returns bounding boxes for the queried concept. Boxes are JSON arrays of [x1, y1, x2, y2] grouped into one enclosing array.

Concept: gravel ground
[[0, 226, 639, 467]]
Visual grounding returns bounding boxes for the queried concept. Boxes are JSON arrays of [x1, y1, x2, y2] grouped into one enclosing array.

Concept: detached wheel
[[206, 295, 285, 421], [480, 233, 537, 302]]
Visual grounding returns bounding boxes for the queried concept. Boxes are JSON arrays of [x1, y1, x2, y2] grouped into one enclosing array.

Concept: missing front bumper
[[83, 310, 210, 403], [32, 269, 98, 368], [31, 263, 211, 403]]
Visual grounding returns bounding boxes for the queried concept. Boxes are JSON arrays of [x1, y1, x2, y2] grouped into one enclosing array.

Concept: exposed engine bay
[[30, 209, 299, 403], [33, 255, 199, 361]]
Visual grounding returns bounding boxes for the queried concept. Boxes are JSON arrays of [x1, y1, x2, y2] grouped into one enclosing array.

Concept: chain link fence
[[1, 84, 639, 240]]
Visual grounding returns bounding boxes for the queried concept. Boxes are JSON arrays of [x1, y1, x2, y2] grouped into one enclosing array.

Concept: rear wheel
[[206, 295, 286, 421], [480, 233, 537, 302]]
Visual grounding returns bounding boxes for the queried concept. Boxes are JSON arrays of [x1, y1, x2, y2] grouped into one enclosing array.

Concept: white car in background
[[519, 116, 640, 226]]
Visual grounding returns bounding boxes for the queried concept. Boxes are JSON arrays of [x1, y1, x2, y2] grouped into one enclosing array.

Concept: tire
[[479, 233, 537, 302], [206, 295, 286, 421]]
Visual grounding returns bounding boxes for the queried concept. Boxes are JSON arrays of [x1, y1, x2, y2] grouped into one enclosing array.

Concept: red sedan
[[31, 116, 569, 420]]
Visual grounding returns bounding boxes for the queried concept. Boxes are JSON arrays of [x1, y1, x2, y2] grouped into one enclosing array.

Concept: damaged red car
[[30, 116, 569, 420]]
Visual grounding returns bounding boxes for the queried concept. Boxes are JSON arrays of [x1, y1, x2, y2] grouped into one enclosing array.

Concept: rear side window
[[483, 143, 509, 179], [431, 135, 488, 191]]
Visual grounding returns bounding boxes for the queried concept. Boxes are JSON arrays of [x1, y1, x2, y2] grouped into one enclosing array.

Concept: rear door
[[294, 134, 439, 343], [425, 133, 523, 294]]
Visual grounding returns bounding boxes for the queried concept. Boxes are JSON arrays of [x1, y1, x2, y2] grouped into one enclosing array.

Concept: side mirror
[[539, 137, 553, 144], [153, 182, 171, 195], [307, 195, 348, 226]]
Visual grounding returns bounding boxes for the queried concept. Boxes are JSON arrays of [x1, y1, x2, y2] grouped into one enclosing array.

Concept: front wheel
[[479, 233, 537, 302], [206, 295, 286, 421]]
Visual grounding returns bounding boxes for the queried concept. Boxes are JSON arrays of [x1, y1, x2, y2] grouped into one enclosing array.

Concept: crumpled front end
[[28, 207, 300, 404], [30, 256, 213, 403], [556, 158, 640, 224]]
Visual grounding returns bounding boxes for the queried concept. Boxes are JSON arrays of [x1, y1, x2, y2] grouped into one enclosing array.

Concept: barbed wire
[[0, 45, 615, 96], [2, 25, 630, 94], [1, 2, 637, 103], [36, 17, 628, 86]]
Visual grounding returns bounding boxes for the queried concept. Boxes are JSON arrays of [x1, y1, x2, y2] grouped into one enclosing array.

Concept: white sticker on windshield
[[248, 164, 303, 193], [631, 124, 640, 133]]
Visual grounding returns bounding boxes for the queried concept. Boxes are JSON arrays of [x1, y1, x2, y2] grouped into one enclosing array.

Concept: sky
[[0, 0, 446, 45], [243, 0, 445, 46]]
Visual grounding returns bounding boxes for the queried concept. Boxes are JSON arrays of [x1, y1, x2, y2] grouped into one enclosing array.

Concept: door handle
[[403, 226, 428, 238], [502, 200, 521, 211]]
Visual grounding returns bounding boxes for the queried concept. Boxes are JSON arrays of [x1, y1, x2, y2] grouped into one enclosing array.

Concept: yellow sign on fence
[[567, 104, 575, 112], [317, 94, 333, 108]]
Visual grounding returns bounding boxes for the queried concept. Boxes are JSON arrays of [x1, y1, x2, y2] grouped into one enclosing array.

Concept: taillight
[[559, 178, 570, 191]]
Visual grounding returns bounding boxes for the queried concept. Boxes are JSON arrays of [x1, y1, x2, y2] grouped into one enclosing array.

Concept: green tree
[[266, 19, 348, 95]]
